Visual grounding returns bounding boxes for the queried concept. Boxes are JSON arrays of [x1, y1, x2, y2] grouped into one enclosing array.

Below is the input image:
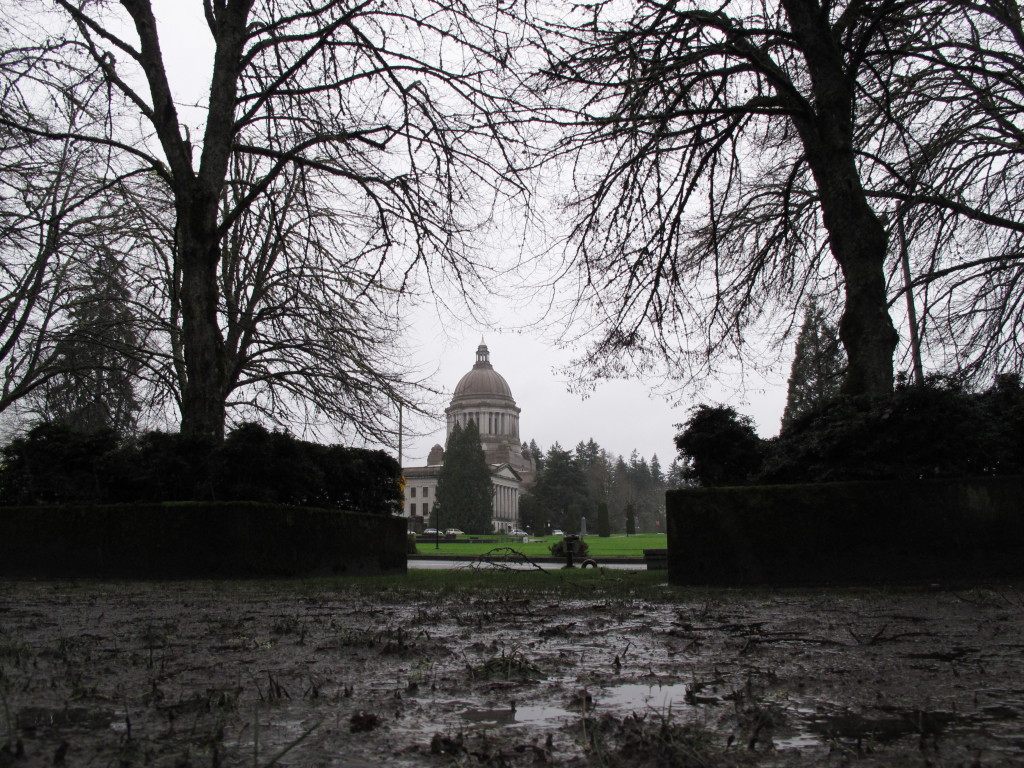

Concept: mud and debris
[[1, 575, 1023, 766]]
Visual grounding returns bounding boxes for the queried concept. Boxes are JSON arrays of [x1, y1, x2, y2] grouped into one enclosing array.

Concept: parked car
[[551, 529, 564, 536], [508, 529, 528, 537], [423, 528, 440, 536], [445, 528, 464, 536]]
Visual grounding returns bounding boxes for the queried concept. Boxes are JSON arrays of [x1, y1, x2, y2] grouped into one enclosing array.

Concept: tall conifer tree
[[36, 249, 140, 435], [436, 419, 493, 534], [782, 304, 847, 431], [597, 502, 611, 538]]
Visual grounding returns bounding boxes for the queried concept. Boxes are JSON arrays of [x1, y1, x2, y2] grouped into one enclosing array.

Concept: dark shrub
[[597, 501, 611, 537], [322, 445, 402, 515], [0, 422, 401, 513], [214, 423, 326, 506], [104, 430, 216, 502], [759, 377, 1024, 483], [0, 424, 119, 505], [674, 405, 765, 486]]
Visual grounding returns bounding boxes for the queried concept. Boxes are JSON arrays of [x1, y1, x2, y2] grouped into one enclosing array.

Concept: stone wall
[[667, 476, 1024, 585], [0, 502, 407, 578]]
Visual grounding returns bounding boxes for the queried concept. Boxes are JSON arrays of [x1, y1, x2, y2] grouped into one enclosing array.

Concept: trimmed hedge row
[[0, 502, 407, 578], [0, 423, 401, 515], [667, 476, 1024, 585]]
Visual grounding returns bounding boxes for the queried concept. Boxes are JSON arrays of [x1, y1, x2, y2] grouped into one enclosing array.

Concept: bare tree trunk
[[897, 209, 926, 385], [126, 0, 248, 441], [176, 195, 227, 440], [783, 0, 898, 397], [812, 152, 898, 396]]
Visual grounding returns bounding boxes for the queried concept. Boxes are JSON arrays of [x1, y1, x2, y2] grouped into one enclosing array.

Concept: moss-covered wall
[[0, 503, 407, 578], [667, 476, 1024, 585]]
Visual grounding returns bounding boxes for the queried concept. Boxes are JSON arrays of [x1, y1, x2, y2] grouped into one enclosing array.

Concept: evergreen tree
[[576, 438, 611, 530], [36, 249, 140, 435], [666, 458, 687, 489], [675, 405, 765, 487], [650, 454, 663, 484], [530, 442, 589, 531], [522, 437, 673, 535], [528, 439, 545, 473], [519, 492, 545, 535], [625, 503, 636, 536], [597, 501, 610, 537], [436, 419, 493, 533], [782, 303, 846, 431]]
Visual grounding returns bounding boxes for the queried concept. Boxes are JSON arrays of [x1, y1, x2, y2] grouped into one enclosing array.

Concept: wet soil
[[1, 575, 1023, 766]]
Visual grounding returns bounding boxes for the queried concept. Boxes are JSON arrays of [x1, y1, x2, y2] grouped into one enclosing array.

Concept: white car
[[508, 529, 528, 537], [445, 528, 464, 536], [551, 529, 564, 536], [422, 528, 440, 536]]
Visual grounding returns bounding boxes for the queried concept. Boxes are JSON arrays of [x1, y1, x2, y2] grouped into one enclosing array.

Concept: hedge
[[667, 476, 1024, 585], [0, 502, 407, 578]]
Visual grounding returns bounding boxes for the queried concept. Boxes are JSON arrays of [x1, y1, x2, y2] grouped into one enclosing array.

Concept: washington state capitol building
[[401, 341, 537, 532]]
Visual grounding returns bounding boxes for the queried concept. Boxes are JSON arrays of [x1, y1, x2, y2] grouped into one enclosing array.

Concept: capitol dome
[[451, 342, 514, 402], [445, 341, 533, 481]]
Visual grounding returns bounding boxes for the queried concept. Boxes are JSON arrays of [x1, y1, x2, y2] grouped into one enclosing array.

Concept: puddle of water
[[774, 731, 823, 750], [442, 684, 691, 731], [459, 703, 571, 728], [599, 682, 690, 712]]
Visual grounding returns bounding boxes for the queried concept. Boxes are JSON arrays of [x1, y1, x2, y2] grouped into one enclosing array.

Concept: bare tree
[[535, 0, 1024, 396], [533, 0, 944, 397], [4, 0, 521, 441], [138, 155, 418, 441], [870, 0, 1024, 383]]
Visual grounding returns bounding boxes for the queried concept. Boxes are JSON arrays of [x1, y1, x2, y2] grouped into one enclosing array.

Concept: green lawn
[[412, 532, 666, 558]]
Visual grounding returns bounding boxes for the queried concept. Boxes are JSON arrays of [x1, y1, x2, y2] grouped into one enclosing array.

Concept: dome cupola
[[452, 342, 514, 402], [445, 340, 524, 460]]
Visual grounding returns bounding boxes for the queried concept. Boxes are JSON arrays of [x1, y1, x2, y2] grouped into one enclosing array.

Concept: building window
[[411, 487, 416, 498], [423, 487, 429, 497], [410, 503, 416, 515], [423, 502, 430, 517]]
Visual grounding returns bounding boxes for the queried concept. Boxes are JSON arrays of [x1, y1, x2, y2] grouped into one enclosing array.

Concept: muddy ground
[[1, 572, 1023, 767]]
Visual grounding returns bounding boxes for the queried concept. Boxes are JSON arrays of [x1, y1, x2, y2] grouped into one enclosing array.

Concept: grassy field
[[411, 532, 666, 558]]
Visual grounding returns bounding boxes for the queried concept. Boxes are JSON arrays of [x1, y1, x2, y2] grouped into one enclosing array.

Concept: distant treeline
[[0, 422, 401, 514], [519, 438, 673, 535]]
